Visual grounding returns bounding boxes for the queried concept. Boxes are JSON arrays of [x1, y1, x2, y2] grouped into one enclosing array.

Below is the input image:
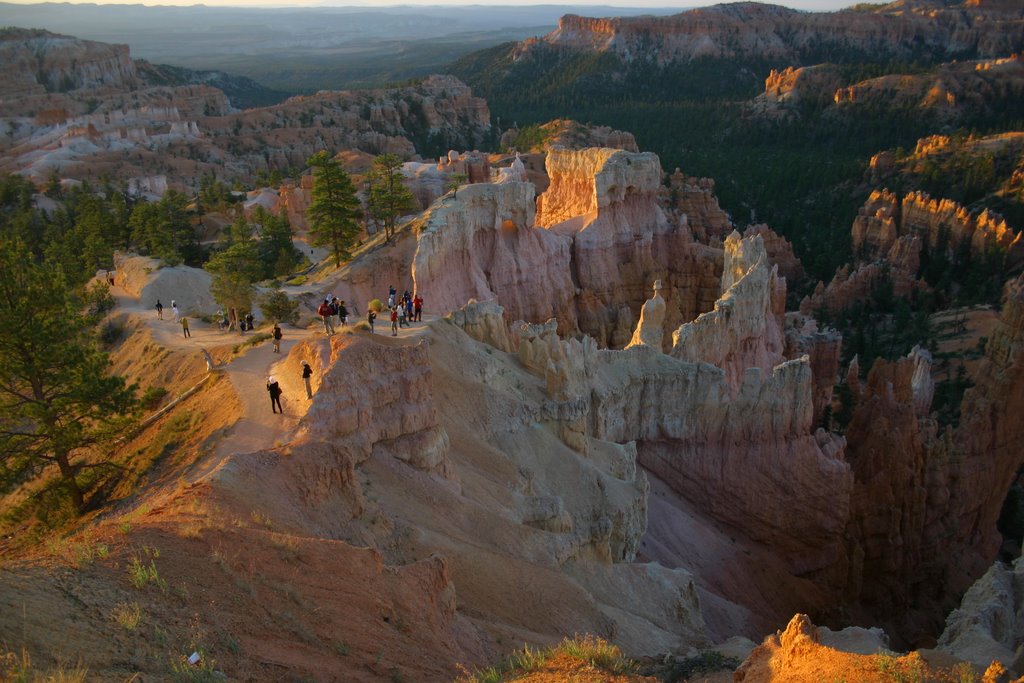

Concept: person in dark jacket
[[267, 375, 283, 414], [301, 361, 313, 399]]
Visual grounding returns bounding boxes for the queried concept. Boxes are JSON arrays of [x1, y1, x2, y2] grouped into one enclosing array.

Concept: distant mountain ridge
[[533, 1, 1024, 64]]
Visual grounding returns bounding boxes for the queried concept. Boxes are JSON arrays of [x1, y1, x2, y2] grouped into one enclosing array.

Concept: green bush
[[141, 386, 169, 410], [368, 298, 384, 313]]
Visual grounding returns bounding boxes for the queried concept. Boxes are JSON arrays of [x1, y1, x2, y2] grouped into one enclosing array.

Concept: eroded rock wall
[[538, 147, 720, 347], [411, 181, 578, 333]]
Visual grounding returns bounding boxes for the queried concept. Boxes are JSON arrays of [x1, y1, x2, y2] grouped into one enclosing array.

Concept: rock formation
[[666, 169, 733, 242], [851, 191, 1019, 270], [671, 232, 787, 392], [407, 147, 723, 347], [802, 186, 1022, 315], [750, 56, 1024, 123], [411, 180, 578, 333], [938, 554, 1024, 674], [626, 280, 666, 350], [537, 147, 721, 346], [749, 64, 844, 120], [832, 56, 1024, 121]]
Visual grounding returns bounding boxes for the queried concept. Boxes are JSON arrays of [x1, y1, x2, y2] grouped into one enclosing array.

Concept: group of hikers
[[154, 286, 426, 416], [320, 285, 423, 337], [155, 299, 192, 338], [381, 285, 423, 336], [316, 296, 350, 336], [154, 299, 256, 339]]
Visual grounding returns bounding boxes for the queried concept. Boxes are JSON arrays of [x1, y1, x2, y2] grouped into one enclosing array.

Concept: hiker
[[398, 304, 408, 328], [413, 293, 423, 322], [318, 298, 335, 335], [390, 306, 398, 336], [266, 376, 283, 414], [367, 309, 376, 334], [245, 312, 254, 331], [155, 299, 163, 320], [272, 323, 283, 353], [216, 309, 227, 331], [405, 296, 414, 322], [181, 316, 190, 338], [338, 300, 348, 326], [388, 285, 396, 308], [171, 300, 179, 322], [301, 361, 313, 399]]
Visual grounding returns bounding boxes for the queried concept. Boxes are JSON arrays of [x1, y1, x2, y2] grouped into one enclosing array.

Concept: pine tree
[[307, 151, 361, 267], [368, 153, 416, 242], [206, 240, 263, 314], [0, 238, 138, 513]]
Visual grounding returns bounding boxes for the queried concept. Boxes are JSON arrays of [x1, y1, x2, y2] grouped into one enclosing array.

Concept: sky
[[0, 0, 863, 11]]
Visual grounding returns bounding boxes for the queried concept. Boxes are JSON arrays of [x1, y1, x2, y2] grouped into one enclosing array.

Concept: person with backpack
[[301, 361, 313, 399], [338, 300, 349, 326], [266, 376, 283, 414], [318, 298, 335, 335], [272, 323, 283, 353], [155, 299, 164, 320]]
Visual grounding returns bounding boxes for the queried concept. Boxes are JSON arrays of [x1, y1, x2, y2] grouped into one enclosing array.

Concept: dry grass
[[458, 634, 634, 683], [0, 647, 89, 683], [111, 601, 142, 630]]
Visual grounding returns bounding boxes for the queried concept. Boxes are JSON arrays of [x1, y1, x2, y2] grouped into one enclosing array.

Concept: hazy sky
[[1, 0, 861, 11]]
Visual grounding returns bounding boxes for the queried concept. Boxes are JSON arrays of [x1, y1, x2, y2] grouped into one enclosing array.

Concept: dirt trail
[[110, 278, 437, 482]]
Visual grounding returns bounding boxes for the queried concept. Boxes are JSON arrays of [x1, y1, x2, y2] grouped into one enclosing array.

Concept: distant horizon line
[[0, 0, 862, 11]]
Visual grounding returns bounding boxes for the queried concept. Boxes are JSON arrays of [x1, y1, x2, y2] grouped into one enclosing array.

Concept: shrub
[[141, 386, 169, 410], [98, 320, 125, 346], [258, 289, 300, 326], [112, 601, 142, 629], [368, 298, 384, 313]]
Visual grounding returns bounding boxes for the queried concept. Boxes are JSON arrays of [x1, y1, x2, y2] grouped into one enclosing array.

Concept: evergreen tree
[[206, 240, 263, 314], [0, 238, 138, 513], [368, 153, 415, 241], [253, 207, 300, 277], [307, 151, 361, 267]]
